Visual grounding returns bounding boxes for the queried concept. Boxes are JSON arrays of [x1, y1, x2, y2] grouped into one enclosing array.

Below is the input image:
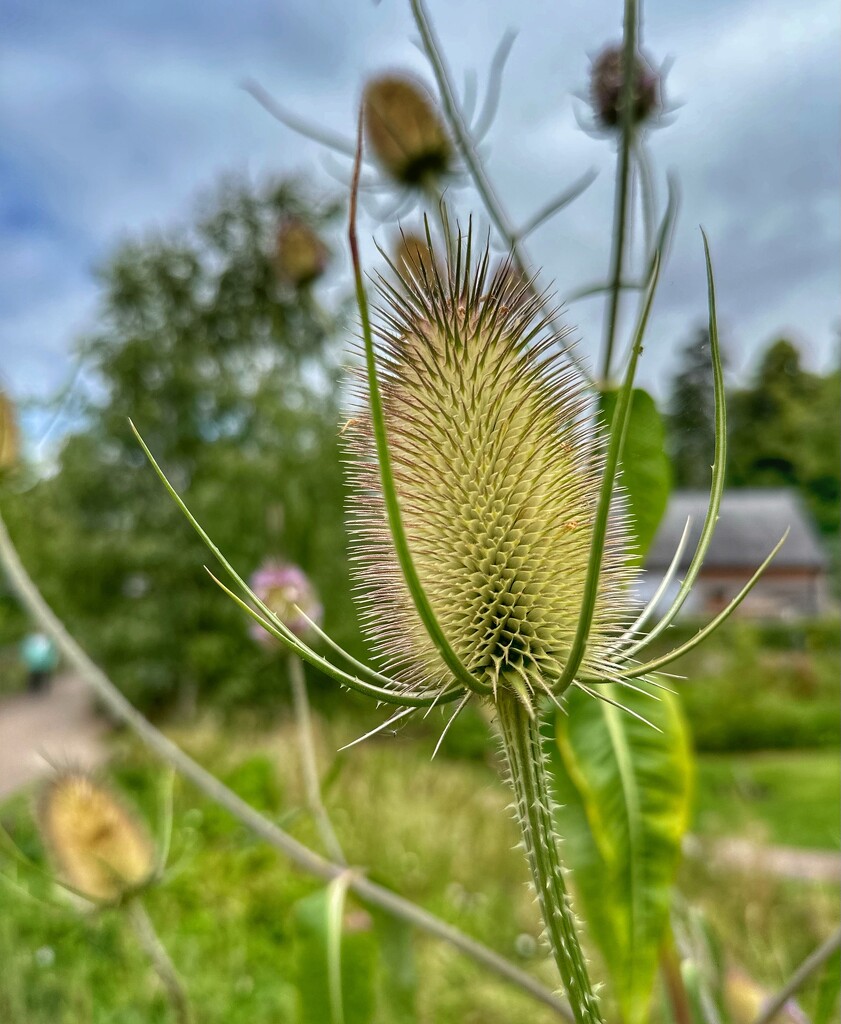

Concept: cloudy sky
[[2, 0, 838, 422]]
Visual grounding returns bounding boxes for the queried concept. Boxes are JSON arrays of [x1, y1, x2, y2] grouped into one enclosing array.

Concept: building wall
[[694, 567, 827, 620], [637, 567, 829, 621]]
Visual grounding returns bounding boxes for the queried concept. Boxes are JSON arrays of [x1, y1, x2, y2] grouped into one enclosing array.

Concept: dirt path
[[691, 835, 841, 885], [0, 679, 836, 885], [0, 674, 109, 801]]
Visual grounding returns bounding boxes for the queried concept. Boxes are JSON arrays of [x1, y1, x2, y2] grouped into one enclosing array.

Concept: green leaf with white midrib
[[550, 684, 693, 1024]]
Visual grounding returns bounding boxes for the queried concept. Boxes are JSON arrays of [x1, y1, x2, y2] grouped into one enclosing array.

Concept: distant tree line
[[667, 328, 840, 537], [2, 177, 359, 714], [3, 175, 837, 714]]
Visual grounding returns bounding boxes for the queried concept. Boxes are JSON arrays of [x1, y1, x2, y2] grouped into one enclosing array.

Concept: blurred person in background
[[21, 631, 58, 695]]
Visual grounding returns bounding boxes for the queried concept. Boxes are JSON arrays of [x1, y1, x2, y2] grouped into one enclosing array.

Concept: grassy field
[[695, 749, 840, 849], [0, 704, 838, 1024]]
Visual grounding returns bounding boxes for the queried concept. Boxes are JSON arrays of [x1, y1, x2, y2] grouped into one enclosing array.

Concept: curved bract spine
[[132, 423, 457, 708], [619, 231, 726, 658], [349, 118, 492, 698], [549, 250, 660, 695]]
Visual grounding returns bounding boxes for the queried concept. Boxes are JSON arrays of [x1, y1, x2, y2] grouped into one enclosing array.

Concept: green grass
[[0, 711, 837, 1023], [694, 749, 841, 849]]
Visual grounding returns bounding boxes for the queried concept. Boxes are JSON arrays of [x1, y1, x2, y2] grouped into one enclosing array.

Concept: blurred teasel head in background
[[363, 74, 453, 189], [37, 770, 156, 904], [274, 217, 330, 289], [589, 43, 662, 131], [249, 561, 323, 645]]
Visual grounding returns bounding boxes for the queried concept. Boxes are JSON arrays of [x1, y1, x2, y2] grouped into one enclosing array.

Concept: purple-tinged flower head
[[590, 44, 661, 131], [249, 561, 322, 646]]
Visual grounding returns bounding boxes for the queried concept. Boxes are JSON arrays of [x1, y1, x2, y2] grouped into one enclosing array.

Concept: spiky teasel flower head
[[0, 390, 18, 471], [249, 560, 322, 645], [37, 770, 156, 904], [590, 44, 661, 130], [274, 217, 329, 288], [363, 74, 453, 189], [346, 228, 636, 711]]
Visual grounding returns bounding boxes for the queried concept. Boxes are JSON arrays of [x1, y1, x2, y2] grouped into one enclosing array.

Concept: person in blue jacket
[[21, 632, 58, 694]]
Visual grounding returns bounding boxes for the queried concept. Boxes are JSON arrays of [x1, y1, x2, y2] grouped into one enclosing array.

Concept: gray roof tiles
[[645, 489, 827, 572]]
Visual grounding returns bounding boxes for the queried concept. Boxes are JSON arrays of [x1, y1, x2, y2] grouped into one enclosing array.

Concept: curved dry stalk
[[751, 927, 841, 1024], [127, 899, 193, 1024], [0, 510, 572, 1021]]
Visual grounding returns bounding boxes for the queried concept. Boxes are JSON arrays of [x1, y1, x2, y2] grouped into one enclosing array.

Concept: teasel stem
[[409, 0, 592, 382], [496, 692, 604, 1024], [601, 0, 640, 384], [287, 654, 346, 865], [127, 898, 192, 1024]]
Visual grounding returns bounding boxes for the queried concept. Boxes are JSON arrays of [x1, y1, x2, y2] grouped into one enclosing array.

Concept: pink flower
[[248, 561, 322, 646]]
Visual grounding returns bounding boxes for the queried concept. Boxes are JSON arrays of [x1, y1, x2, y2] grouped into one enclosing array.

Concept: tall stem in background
[[601, 0, 640, 384], [127, 899, 192, 1024], [287, 654, 345, 865], [496, 693, 605, 1024]]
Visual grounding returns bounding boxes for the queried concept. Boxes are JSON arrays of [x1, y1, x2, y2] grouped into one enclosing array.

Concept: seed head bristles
[[345, 221, 638, 714]]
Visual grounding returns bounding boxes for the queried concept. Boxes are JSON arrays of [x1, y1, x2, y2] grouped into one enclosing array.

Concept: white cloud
[[1, 0, 838, 405]]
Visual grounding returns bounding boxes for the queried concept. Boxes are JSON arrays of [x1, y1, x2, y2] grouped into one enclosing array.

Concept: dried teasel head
[[363, 74, 453, 189], [589, 44, 661, 131], [346, 228, 636, 711], [274, 217, 329, 288], [0, 390, 19, 471], [249, 560, 322, 644], [394, 231, 440, 282], [37, 770, 156, 904]]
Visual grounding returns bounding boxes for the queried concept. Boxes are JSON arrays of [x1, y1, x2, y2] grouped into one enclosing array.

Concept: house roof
[[645, 488, 828, 572]]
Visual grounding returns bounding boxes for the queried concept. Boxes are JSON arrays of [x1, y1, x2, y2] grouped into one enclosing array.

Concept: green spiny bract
[[347, 230, 636, 711]]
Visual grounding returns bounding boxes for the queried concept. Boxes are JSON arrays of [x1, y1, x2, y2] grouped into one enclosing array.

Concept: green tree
[[666, 326, 721, 489], [728, 338, 840, 535], [4, 178, 359, 713]]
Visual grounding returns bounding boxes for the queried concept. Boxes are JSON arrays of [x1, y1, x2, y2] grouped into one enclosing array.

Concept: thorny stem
[[496, 693, 604, 1024], [127, 899, 192, 1024], [287, 654, 346, 865], [0, 510, 572, 1020], [601, 0, 640, 384]]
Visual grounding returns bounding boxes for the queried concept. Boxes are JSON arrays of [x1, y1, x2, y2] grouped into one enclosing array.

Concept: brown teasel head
[[344, 226, 637, 710], [363, 74, 453, 189], [37, 770, 156, 904], [0, 390, 18, 471], [590, 44, 662, 131], [274, 217, 329, 288]]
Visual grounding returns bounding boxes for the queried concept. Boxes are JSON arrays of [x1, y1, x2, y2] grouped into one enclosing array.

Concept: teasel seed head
[[249, 560, 322, 644], [37, 770, 156, 904], [590, 44, 661, 131], [274, 217, 329, 288], [346, 227, 636, 711], [363, 74, 453, 189], [0, 390, 19, 471]]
